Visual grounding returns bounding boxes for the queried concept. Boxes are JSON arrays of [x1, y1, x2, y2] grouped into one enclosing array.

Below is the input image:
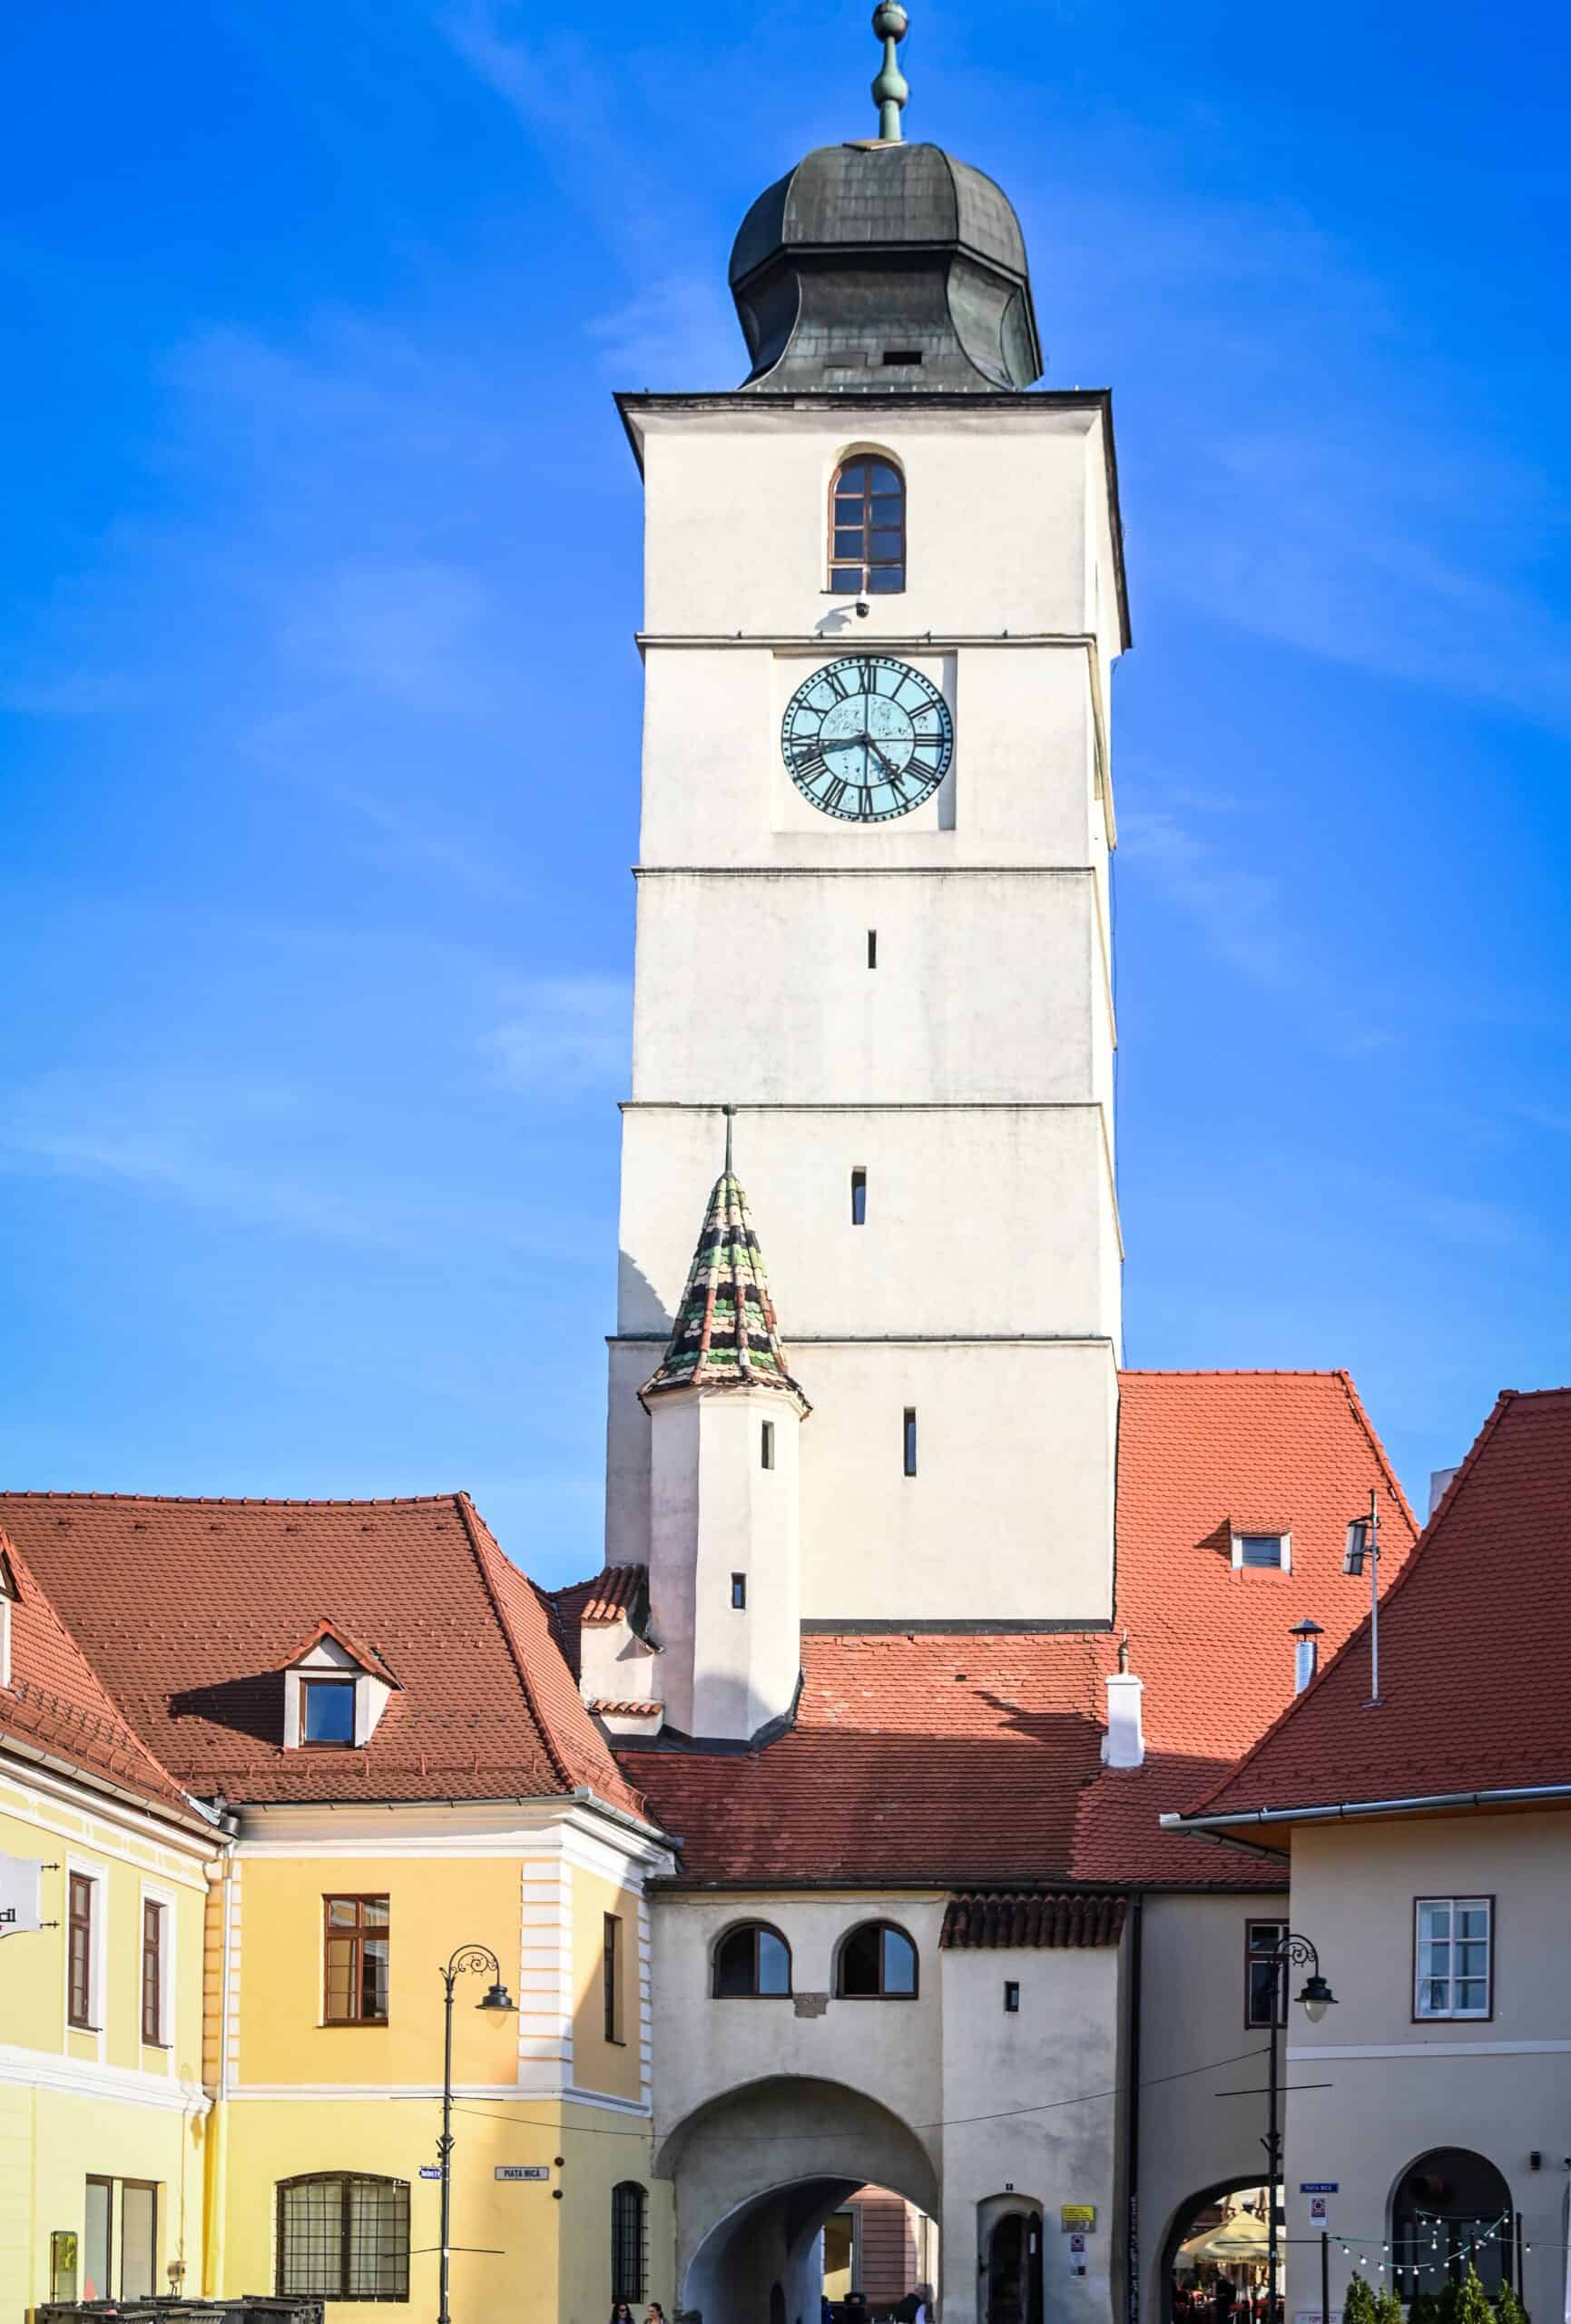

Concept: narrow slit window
[[1004, 1980, 1020, 2014], [603, 1913, 624, 2043], [903, 1409, 918, 1477], [760, 1420, 775, 1471], [867, 930, 878, 969], [731, 1573, 747, 1610], [851, 1168, 868, 1226]]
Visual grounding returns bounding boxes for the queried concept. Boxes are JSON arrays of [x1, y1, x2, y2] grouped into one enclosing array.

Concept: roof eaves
[[451, 1494, 576, 1799]]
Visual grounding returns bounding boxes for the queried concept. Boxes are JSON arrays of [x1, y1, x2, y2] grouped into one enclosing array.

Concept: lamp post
[[437, 1945, 516, 2324], [1263, 1933, 1337, 2324]]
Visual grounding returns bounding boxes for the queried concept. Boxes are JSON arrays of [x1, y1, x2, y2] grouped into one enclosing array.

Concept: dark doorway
[[771, 2282, 787, 2324], [987, 2211, 1043, 2324], [1393, 2150, 1515, 2298]]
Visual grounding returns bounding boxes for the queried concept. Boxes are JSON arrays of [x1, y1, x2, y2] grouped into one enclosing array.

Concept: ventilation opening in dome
[[882, 349, 923, 365]]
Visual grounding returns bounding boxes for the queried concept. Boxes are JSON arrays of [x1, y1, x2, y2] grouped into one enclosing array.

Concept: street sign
[[1300, 2183, 1339, 2194], [1309, 2197, 1330, 2225], [418, 2167, 442, 2181], [1061, 2206, 1096, 2232], [495, 2166, 551, 2182], [0, 1856, 44, 1937]]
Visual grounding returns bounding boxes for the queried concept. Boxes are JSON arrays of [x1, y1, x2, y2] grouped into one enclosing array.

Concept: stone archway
[[659, 2074, 940, 2324]]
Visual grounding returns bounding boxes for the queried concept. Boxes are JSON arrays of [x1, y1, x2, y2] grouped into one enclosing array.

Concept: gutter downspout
[[1126, 1893, 1144, 2324], [1163, 1778, 1571, 1839]]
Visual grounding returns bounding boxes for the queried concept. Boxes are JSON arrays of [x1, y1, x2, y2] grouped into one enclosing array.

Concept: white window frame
[[1232, 1531, 1292, 1572], [139, 1883, 176, 2057], [1414, 1896, 1493, 2021], [64, 1856, 108, 2051]]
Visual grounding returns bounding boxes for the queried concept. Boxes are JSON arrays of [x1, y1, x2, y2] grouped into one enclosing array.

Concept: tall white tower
[[604, 6, 1128, 1657]]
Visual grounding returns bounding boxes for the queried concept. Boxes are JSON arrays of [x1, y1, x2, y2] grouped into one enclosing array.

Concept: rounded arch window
[[712, 1921, 792, 1997], [836, 1919, 918, 1999], [1391, 2148, 1514, 2299], [830, 455, 905, 595]]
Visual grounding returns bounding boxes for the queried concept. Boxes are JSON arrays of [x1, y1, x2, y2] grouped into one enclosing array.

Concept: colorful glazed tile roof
[[1179, 1385, 1571, 1829], [940, 1892, 1126, 1948], [641, 1172, 810, 1413], [611, 1371, 1417, 1888], [0, 1492, 648, 1821]]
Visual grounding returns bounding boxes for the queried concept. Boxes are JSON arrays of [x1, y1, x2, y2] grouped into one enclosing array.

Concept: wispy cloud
[[485, 975, 631, 1089], [588, 272, 739, 390], [1118, 789, 1396, 1062]]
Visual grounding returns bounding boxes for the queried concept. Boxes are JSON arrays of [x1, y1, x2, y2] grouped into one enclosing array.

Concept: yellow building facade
[[206, 1801, 674, 2324], [0, 1753, 220, 2313]]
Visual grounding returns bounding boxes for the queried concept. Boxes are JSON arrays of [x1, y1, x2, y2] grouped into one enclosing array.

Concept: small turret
[[641, 1113, 809, 1742]]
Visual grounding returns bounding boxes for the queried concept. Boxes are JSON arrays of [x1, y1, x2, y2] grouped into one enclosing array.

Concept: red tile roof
[[285, 1618, 400, 1683], [614, 1371, 1416, 1888], [0, 1528, 197, 1824], [941, 1892, 1126, 1948], [579, 1568, 645, 1627], [0, 1492, 647, 1822], [1178, 1386, 1571, 1827]]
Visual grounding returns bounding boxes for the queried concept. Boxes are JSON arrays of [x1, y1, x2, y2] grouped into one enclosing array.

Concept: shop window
[[612, 2181, 647, 2301], [277, 2173, 409, 2302]]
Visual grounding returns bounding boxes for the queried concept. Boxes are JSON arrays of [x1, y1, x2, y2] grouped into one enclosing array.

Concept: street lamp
[[437, 1945, 516, 2324], [1263, 1933, 1337, 2324]]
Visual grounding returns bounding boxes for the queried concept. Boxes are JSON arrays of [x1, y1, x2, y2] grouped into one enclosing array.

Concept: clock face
[[781, 655, 953, 823]]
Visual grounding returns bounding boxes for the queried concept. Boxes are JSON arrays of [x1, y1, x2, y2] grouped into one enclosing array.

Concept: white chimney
[[1291, 1618, 1323, 1695], [1103, 1638, 1144, 1769], [1428, 1466, 1459, 1518]]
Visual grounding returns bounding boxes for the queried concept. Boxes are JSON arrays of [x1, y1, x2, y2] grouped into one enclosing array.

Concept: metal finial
[[722, 1103, 736, 1177], [870, 3, 908, 142], [1117, 1630, 1130, 1674]]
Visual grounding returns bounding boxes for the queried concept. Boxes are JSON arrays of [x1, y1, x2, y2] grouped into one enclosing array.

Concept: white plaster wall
[[652, 1892, 948, 2150], [631, 869, 1113, 1107], [614, 1338, 1117, 1620], [618, 1106, 1120, 1340], [1136, 1891, 1291, 2320], [638, 645, 1099, 871], [633, 403, 1108, 642], [939, 1944, 1123, 2324], [1281, 1813, 1570, 2324], [646, 1387, 801, 1740]]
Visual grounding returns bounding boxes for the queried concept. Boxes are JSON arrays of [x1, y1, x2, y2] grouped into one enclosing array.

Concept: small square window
[[731, 1573, 747, 1610], [1415, 1897, 1492, 2020], [302, 1679, 356, 1747], [1004, 1981, 1020, 2014], [1233, 1532, 1291, 1571]]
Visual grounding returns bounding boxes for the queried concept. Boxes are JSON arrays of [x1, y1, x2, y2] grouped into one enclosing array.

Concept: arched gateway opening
[[659, 2075, 939, 2324], [1163, 2181, 1276, 2324]]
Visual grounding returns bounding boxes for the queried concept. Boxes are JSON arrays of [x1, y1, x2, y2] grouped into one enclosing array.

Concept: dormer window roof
[[282, 1619, 401, 1753]]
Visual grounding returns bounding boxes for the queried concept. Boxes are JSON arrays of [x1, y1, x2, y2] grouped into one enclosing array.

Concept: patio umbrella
[[1176, 2211, 1271, 2270]]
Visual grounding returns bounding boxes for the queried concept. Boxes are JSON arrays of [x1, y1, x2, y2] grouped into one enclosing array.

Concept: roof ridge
[[0, 1489, 464, 1510], [1118, 1368, 1348, 1381], [1180, 1391, 1518, 1819], [1330, 1368, 1419, 1536], [450, 1493, 577, 1798]]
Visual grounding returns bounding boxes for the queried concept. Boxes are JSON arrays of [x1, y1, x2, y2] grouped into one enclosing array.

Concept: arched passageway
[[1162, 2180, 1276, 2324], [1392, 2149, 1517, 2298], [659, 2075, 939, 2324]]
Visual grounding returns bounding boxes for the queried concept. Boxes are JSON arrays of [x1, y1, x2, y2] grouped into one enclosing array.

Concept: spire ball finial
[[870, 3, 909, 143], [722, 1102, 736, 1177]]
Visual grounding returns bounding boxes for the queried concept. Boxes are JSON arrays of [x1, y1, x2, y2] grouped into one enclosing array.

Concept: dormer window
[[1232, 1531, 1291, 1572], [282, 1621, 398, 1752], [302, 1678, 357, 1748]]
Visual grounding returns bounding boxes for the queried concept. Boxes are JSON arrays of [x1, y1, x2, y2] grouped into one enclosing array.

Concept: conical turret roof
[[641, 1172, 810, 1415]]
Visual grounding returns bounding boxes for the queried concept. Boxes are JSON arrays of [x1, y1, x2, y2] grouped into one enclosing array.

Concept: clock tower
[[604, 5, 1128, 1717]]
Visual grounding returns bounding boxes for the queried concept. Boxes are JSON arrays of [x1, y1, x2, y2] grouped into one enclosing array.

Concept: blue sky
[[3, 0, 1569, 1586]]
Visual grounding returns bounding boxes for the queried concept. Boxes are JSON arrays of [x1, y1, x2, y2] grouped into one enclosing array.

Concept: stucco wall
[[1283, 1811, 1570, 2324], [1135, 1890, 1291, 2320]]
